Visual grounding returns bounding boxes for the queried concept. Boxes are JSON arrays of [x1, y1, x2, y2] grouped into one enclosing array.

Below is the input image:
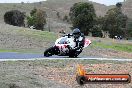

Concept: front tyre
[[44, 47, 54, 57]]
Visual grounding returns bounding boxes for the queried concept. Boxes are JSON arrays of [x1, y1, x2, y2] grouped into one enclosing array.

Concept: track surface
[[0, 52, 43, 59], [0, 52, 132, 61]]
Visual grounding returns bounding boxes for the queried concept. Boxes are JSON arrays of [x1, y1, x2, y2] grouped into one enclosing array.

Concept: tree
[[39, 2, 42, 5], [126, 19, 132, 39], [27, 16, 35, 27], [91, 25, 103, 37], [4, 10, 25, 27], [56, 12, 60, 18], [69, 2, 96, 35], [116, 2, 122, 8], [63, 15, 69, 22], [30, 8, 37, 16], [103, 3, 128, 38], [34, 9, 46, 30], [27, 8, 46, 30], [21, 2, 24, 5], [91, 16, 105, 37]]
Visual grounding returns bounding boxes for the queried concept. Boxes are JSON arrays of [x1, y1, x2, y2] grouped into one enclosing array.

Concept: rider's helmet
[[72, 28, 81, 38]]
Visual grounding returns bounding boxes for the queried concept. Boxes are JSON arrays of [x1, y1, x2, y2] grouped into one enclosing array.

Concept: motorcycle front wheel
[[44, 46, 60, 57], [44, 47, 54, 57]]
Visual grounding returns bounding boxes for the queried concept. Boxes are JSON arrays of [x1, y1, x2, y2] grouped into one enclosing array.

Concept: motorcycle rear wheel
[[69, 49, 82, 58]]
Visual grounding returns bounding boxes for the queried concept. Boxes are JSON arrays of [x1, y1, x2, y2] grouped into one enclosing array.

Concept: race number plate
[[84, 38, 91, 48]]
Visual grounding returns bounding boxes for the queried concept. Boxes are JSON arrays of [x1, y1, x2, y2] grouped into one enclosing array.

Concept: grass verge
[[0, 49, 42, 54], [14, 29, 57, 41], [92, 41, 132, 53]]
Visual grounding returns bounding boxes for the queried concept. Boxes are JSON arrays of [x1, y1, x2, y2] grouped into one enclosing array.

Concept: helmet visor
[[73, 33, 80, 38]]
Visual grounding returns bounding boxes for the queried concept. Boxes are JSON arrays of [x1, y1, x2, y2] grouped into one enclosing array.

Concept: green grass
[[0, 49, 17, 52], [0, 49, 42, 54], [92, 41, 132, 53], [14, 29, 57, 41]]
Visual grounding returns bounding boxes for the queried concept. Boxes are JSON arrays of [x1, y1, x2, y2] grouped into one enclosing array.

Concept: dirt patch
[[8, 83, 21, 88], [0, 60, 132, 88], [31, 61, 132, 88], [0, 60, 69, 88], [81, 48, 132, 59], [15, 60, 132, 88]]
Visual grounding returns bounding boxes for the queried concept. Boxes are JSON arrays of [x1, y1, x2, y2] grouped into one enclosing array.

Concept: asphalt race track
[[0, 52, 43, 59], [0, 52, 132, 62]]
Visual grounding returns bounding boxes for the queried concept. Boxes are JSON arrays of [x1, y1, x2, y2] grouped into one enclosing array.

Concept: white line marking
[[0, 58, 132, 62]]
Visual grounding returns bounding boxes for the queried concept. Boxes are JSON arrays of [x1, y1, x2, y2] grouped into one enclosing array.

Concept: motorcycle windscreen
[[84, 38, 91, 48], [58, 37, 69, 44]]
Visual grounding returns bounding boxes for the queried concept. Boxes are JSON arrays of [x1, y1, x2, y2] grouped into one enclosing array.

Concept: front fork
[[53, 46, 60, 55]]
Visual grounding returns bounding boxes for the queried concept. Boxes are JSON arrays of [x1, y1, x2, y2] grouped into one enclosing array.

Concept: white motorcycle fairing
[[55, 36, 76, 54]]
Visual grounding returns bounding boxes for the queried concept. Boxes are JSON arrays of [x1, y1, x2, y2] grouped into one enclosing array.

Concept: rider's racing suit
[[64, 33, 85, 55]]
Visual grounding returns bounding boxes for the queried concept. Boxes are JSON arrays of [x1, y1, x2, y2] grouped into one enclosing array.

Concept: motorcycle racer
[[63, 28, 85, 56], [72, 28, 85, 50]]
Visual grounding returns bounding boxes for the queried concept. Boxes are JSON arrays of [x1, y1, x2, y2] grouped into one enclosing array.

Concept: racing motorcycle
[[44, 34, 91, 57]]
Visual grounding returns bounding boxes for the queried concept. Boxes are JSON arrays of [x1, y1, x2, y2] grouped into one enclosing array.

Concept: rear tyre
[[69, 53, 78, 58], [69, 50, 82, 58]]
